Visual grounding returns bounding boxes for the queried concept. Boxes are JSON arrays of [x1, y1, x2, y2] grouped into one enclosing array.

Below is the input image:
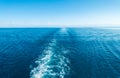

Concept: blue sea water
[[0, 28, 120, 78]]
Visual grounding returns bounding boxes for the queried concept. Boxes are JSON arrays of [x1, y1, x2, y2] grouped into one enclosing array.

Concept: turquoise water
[[0, 28, 120, 78]]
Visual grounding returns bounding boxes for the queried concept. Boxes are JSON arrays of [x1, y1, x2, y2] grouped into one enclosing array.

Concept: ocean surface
[[0, 28, 120, 78]]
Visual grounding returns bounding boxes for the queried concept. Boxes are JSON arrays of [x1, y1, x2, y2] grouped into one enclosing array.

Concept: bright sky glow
[[0, 0, 120, 27]]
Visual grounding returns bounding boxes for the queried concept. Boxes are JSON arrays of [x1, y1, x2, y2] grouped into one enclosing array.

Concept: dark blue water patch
[[0, 28, 58, 78]]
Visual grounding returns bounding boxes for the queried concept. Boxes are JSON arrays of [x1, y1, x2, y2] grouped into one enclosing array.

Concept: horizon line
[[0, 25, 120, 28]]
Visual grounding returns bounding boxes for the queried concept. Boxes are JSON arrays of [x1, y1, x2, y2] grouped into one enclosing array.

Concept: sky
[[0, 0, 120, 27]]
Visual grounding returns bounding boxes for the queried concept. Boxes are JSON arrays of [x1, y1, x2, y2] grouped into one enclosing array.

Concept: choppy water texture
[[0, 28, 120, 78]]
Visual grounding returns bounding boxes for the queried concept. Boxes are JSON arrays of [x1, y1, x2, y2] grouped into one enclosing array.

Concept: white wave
[[30, 39, 70, 78]]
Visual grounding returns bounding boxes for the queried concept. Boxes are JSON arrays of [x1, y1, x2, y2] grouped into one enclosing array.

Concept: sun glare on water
[[61, 27, 67, 32]]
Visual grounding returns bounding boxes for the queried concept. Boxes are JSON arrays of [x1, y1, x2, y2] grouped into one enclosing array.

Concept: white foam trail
[[30, 39, 70, 78]]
